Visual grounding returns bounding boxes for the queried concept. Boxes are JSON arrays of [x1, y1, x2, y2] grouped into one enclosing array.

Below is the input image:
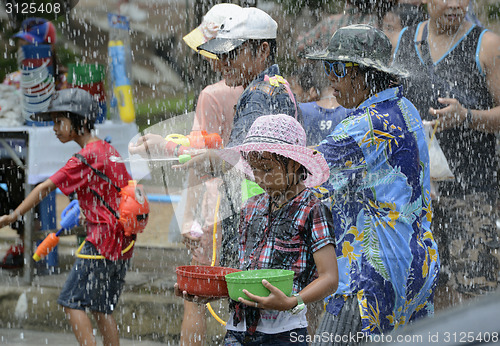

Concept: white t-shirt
[[226, 306, 308, 334]]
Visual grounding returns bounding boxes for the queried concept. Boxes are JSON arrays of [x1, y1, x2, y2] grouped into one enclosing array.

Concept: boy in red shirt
[[0, 88, 133, 346]]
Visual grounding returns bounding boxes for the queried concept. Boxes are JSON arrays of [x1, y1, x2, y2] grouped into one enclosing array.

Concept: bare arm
[[240, 244, 338, 311], [0, 178, 57, 228], [430, 31, 500, 133], [180, 168, 205, 251]]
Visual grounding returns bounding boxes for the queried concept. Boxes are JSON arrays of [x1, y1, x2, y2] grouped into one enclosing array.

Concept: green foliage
[[487, 3, 500, 21], [271, 0, 343, 15], [134, 93, 195, 132]]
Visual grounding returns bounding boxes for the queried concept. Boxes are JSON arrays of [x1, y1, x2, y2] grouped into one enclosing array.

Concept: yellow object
[[206, 194, 227, 326], [33, 232, 60, 262], [165, 134, 190, 147], [109, 40, 135, 123], [114, 85, 135, 123], [428, 120, 440, 150], [182, 28, 218, 60], [76, 240, 135, 259]]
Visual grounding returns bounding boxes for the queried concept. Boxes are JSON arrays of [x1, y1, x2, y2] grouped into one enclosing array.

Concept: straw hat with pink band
[[218, 114, 330, 188], [183, 3, 243, 60]]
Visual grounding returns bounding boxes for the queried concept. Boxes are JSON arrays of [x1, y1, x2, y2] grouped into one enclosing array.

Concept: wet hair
[[273, 153, 309, 184], [244, 151, 309, 184], [248, 39, 276, 64], [63, 112, 95, 135], [290, 63, 325, 95], [358, 66, 399, 95]]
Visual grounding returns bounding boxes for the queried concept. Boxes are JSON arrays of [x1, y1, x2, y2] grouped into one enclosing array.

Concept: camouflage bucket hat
[[305, 24, 408, 78]]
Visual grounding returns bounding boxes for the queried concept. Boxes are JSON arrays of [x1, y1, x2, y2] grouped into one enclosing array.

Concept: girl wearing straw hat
[[175, 114, 338, 345]]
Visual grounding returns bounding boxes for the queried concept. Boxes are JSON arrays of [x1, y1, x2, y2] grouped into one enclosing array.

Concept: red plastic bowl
[[176, 265, 241, 297]]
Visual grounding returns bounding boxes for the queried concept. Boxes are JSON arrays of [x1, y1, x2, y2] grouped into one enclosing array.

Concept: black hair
[[358, 66, 399, 95], [248, 39, 276, 64], [65, 112, 95, 135], [290, 62, 328, 95], [273, 153, 309, 184]]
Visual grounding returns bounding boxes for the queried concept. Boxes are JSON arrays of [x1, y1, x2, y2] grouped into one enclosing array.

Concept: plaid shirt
[[238, 189, 335, 293]]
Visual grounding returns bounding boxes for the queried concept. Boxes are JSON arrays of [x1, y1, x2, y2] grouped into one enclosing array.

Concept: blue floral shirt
[[315, 86, 439, 334]]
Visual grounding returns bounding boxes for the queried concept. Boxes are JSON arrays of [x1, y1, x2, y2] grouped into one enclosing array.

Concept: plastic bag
[[423, 121, 454, 181]]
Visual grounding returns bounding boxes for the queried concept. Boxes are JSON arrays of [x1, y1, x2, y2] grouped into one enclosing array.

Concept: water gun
[[109, 40, 135, 123], [33, 200, 80, 262], [164, 130, 222, 157]]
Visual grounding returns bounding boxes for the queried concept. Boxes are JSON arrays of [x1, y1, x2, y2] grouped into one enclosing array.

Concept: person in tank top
[[393, 0, 500, 310]]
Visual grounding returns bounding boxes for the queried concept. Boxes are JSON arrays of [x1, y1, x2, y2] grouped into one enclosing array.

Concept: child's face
[[51, 113, 74, 143], [217, 41, 269, 88], [424, 0, 469, 31], [244, 151, 299, 194]]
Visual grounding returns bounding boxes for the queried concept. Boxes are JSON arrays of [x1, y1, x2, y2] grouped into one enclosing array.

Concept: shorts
[[224, 328, 308, 345], [433, 193, 499, 295], [57, 241, 128, 314]]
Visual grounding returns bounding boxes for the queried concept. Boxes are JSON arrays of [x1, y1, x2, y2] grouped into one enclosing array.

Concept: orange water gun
[[164, 130, 222, 156], [33, 200, 80, 262]]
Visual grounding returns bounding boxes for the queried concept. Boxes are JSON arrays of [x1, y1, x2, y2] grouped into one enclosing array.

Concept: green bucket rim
[[225, 269, 294, 283]]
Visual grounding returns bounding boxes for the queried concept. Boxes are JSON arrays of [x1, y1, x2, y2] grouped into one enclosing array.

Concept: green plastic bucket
[[225, 269, 294, 302]]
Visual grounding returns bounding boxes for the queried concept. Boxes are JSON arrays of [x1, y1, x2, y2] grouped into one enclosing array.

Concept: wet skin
[[424, 0, 469, 34], [327, 66, 369, 109], [52, 113, 76, 144], [217, 41, 270, 89]]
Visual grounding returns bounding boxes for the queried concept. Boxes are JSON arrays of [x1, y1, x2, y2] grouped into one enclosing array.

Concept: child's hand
[[173, 283, 219, 304], [239, 279, 297, 311], [182, 233, 202, 252], [128, 134, 166, 157], [0, 214, 15, 229]]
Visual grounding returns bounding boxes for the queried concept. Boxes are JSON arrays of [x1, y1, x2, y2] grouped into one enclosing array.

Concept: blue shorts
[[57, 241, 128, 314]]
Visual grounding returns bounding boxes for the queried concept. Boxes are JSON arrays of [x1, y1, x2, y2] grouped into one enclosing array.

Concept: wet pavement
[[0, 328, 164, 345], [0, 232, 228, 345]]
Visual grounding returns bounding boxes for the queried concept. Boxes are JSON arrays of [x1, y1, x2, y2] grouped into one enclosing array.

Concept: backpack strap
[[73, 153, 121, 220], [73, 153, 121, 191], [89, 189, 120, 219]]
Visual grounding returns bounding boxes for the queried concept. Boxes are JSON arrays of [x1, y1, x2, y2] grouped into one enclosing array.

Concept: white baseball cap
[[183, 3, 243, 59], [199, 7, 277, 55]]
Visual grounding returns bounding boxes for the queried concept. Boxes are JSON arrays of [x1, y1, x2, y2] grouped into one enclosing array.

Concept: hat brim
[[198, 38, 247, 55], [216, 144, 330, 188], [306, 51, 409, 78], [31, 105, 86, 122], [30, 111, 54, 122], [182, 28, 218, 60], [13, 32, 37, 44]]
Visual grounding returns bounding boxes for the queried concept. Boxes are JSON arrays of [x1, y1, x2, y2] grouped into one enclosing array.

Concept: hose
[[205, 193, 227, 326], [76, 239, 134, 259]]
